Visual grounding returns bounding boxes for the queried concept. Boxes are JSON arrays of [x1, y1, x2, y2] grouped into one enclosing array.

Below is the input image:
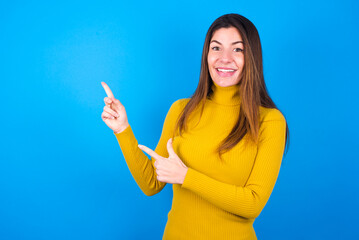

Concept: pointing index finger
[[101, 82, 115, 99], [138, 144, 163, 161]]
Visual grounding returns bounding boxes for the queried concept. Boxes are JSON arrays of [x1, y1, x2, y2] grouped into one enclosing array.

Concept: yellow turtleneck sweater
[[114, 82, 287, 240]]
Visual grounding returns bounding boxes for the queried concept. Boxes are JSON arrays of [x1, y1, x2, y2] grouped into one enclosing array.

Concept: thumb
[[167, 138, 176, 157]]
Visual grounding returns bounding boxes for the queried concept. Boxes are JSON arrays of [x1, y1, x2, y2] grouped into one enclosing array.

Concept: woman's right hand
[[101, 81, 130, 134]]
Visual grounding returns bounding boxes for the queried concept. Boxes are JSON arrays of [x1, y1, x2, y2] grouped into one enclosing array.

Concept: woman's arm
[[181, 109, 287, 219], [114, 100, 183, 196]]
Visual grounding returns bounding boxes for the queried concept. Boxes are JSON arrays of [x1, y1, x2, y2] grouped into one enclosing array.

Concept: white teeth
[[217, 68, 235, 72]]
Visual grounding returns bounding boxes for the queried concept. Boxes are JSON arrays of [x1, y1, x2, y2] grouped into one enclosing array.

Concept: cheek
[[237, 56, 245, 69], [234, 59, 244, 74], [207, 59, 216, 78], [207, 53, 216, 67]]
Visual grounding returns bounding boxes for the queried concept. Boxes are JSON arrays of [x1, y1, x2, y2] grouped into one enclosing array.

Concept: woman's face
[[207, 27, 244, 87]]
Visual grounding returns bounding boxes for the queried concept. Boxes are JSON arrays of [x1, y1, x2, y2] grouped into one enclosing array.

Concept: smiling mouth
[[216, 68, 237, 72], [214, 67, 237, 77]]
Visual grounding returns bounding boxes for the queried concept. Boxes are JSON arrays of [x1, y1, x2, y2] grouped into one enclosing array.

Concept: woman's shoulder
[[169, 98, 191, 111], [259, 106, 286, 123], [163, 98, 190, 123]]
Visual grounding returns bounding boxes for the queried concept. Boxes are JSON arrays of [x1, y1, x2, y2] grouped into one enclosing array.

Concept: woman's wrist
[[114, 123, 130, 134]]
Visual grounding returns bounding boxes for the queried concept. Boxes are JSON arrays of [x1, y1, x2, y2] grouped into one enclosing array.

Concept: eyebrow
[[210, 40, 244, 45]]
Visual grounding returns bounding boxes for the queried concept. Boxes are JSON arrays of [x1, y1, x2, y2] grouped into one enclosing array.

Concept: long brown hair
[[172, 13, 290, 160]]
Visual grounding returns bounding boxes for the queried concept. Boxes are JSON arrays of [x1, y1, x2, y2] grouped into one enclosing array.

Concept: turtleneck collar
[[208, 81, 241, 106]]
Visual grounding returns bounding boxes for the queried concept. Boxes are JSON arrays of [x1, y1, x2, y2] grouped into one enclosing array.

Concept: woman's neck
[[208, 81, 241, 106]]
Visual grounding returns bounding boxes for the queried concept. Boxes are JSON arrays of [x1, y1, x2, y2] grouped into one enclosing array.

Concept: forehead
[[210, 27, 243, 42]]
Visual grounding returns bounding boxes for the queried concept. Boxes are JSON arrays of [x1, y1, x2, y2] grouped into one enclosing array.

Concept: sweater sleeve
[[114, 99, 183, 196], [181, 109, 287, 219]]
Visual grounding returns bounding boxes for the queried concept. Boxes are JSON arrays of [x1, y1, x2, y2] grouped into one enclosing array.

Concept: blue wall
[[1, 1, 358, 239]]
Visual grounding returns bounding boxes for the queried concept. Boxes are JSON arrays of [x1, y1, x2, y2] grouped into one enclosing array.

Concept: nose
[[219, 49, 233, 63]]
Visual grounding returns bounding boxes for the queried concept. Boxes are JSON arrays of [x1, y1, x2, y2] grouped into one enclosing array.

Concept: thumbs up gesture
[[101, 82, 130, 134], [138, 138, 188, 184]]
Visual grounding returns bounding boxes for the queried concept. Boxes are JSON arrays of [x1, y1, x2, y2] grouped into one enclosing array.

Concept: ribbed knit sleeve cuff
[[113, 125, 138, 153], [114, 124, 131, 136]]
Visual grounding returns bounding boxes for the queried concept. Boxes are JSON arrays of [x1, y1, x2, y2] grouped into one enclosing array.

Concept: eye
[[211, 46, 220, 51], [234, 48, 244, 52]]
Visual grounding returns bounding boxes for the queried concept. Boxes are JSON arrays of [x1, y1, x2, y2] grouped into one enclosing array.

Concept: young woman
[[101, 13, 289, 240]]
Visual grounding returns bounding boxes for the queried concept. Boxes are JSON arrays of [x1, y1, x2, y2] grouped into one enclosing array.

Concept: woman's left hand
[[138, 138, 188, 184]]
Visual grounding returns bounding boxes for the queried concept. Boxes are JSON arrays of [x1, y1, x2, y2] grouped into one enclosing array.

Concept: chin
[[213, 79, 240, 87]]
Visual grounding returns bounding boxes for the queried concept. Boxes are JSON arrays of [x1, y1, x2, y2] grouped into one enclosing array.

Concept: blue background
[[1, 0, 358, 239]]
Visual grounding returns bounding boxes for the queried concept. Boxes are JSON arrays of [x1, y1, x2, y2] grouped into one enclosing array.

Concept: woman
[[101, 13, 289, 240]]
